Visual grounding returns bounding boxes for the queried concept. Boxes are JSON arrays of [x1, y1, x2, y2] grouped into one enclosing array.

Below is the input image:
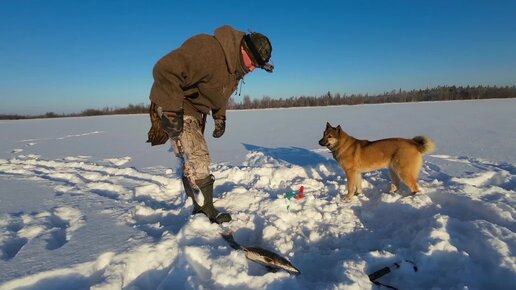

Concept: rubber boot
[[182, 174, 202, 214], [195, 175, 232, 224]]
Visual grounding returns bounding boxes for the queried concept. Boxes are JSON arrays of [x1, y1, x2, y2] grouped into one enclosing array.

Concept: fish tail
[[221, 232, 242, 250]]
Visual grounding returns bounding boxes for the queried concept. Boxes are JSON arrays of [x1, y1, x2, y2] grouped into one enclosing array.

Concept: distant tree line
[[229, 85, 516, 109], [1, 85, 514, 120], [0, 103, 149, 120]]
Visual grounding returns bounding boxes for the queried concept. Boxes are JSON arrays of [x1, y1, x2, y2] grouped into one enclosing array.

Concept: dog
[[319, 122, 435, 200]]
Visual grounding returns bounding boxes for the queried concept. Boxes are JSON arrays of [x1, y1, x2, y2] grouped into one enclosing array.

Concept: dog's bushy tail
[[412, 136, 436, 155]]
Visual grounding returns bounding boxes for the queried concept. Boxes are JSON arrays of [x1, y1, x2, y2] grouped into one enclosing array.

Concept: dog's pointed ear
[[337, 125, 342, 131], [326, 122, 331, 129]]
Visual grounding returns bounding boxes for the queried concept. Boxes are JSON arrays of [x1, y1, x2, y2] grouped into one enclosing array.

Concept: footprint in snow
[[0, 238, 29, 261], [0, 217, 27, 260], [0, 207, 85, 259]]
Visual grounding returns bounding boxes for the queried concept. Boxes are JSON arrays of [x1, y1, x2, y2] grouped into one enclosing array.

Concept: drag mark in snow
[[18, 131, 104, 143], [56, 131, 104, 140]]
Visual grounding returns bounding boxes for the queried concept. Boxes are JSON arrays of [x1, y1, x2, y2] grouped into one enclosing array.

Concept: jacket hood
[[214, 25, 246, 75]]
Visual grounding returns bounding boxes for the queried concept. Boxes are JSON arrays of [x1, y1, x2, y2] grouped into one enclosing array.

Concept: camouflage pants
[[178, 115, 211, 180], [149, 103, 211, 180]]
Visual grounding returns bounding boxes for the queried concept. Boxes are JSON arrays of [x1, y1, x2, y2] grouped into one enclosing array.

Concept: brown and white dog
[[319, 122, 435, 200]]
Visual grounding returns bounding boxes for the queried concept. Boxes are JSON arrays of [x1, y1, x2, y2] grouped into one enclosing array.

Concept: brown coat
[[149, 25, 247, 121]]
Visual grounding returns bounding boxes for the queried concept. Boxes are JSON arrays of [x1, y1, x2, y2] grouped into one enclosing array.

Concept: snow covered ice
[[0, 99, 515, 289]]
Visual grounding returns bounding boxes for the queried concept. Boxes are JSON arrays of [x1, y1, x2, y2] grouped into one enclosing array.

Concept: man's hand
[[160, 110, 183, 140], [212, 117, 226, 138]]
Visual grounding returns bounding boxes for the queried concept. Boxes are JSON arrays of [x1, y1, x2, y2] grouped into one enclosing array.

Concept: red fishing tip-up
[[296, 185, 304, 200], [285, 186, 305, 210]]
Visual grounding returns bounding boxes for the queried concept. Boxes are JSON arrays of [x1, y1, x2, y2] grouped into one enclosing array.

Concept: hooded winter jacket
[[149, 25, 247, 121]]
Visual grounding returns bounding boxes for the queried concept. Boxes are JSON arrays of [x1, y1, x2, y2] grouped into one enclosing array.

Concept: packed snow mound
[[1, 149, 514, 290]]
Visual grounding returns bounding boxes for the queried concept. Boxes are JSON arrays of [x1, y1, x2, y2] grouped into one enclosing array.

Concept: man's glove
[[212, 116, 226, 138], [160, 110, 183, 140]]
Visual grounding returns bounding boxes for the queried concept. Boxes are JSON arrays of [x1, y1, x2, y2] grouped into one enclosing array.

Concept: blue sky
[[1, 0, 515, 115]]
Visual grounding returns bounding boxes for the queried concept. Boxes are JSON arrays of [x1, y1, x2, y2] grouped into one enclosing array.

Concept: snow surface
[[0, 99, 515, 290]]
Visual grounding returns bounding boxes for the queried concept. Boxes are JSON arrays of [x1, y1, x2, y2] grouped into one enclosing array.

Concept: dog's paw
[[341, 194, 353, 201]]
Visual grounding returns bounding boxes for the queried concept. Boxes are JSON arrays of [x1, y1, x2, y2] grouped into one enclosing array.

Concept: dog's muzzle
[[318, 138, 328, 146]]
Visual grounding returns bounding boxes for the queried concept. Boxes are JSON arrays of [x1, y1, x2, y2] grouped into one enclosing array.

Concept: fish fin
[[265, 266, 279, 273]]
